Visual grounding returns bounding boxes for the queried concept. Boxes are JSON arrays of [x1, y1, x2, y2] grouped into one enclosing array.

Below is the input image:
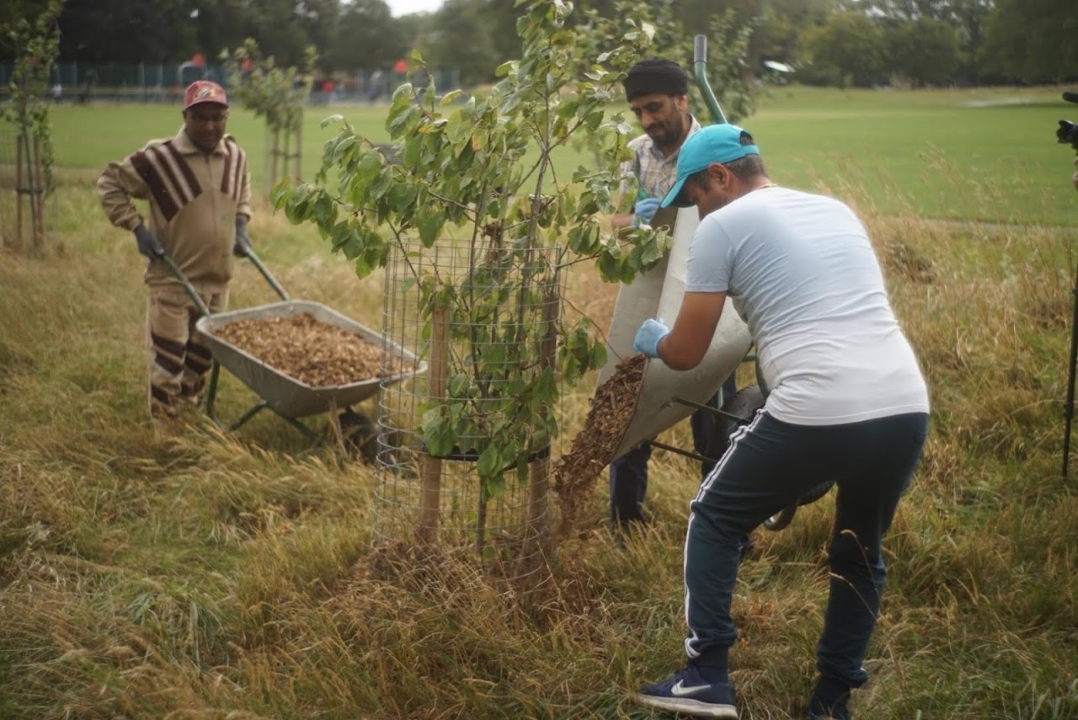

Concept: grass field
[[1, 86, 1078, 719], [38, 84, 1078, 225]]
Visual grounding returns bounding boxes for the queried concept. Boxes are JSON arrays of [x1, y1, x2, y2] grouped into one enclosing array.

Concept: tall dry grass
[[1, 168, 1077, 719]]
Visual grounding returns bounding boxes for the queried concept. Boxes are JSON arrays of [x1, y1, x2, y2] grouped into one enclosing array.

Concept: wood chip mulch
[[553, 354, 647, 533], [211, 313, 412, 387]]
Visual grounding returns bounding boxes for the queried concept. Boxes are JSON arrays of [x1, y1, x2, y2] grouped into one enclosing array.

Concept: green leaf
[[320, 114, 344, 128], [417, 209, 445, 248], [440, 89, 465, 106], [388, 104, 422, 138], [484, 472, 506, 500], [477, 444, 501, 479], [421, 408, 455, 457], [284, 184, 312, 222], [269, 181, 292, 210], [354, 151, 384, 191], [312, 192, 337, 228]]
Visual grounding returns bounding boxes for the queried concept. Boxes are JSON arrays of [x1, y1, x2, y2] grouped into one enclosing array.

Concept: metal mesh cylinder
[[374, 235, 564, 579]]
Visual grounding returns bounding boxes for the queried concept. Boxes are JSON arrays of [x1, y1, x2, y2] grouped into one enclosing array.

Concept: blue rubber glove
[[633, 197, 662, 227], [633, 318, 671, 358]]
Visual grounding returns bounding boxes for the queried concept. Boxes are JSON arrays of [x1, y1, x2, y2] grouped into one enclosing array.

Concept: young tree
[[273, 0, 668, 544], [1, 0, 63, 253], [221, 39, 317, 190]]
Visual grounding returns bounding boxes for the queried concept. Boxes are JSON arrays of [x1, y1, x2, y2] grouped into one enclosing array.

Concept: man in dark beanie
[[607, 57, 740, 539], [611, 57, 695, 231]]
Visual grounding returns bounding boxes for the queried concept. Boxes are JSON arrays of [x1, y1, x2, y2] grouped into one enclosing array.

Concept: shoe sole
[[632, 692, 738, 718]]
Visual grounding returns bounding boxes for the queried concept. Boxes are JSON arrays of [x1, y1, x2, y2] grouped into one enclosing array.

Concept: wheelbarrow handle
[[244, 249, 292, 302], [159, 249, 292, 319], [159, 252, 212, 317], [694, 35, 728, 125]]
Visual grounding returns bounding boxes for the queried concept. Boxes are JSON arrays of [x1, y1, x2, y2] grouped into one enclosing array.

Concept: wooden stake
[[32, 134, 45, 251], [418, 303, 449, 542], [268, 128, 279, 192], [281, 128, 290, 184], [15, 133, 25, 251], [529, 284, 560, 545], [294, 121, 303, 178]]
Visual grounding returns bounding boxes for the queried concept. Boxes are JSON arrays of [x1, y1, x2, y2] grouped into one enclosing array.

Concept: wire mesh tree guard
[[271, 1, 671, 585], [374, 233, 564, 580]]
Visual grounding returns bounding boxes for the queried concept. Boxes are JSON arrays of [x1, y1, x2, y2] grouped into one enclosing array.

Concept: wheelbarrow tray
[[196, 300, 424, 419]]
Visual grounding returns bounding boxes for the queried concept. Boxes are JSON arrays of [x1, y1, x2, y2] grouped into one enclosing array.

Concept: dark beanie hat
[[624, 57, 689, 101]]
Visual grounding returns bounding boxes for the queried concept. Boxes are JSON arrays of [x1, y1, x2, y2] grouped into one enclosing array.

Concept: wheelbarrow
[[159, 250, 425, 446], [599, 36, 834, 531]]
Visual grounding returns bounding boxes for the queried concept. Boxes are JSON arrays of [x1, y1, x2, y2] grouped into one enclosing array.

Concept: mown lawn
[[43, 83, 1078, 224]]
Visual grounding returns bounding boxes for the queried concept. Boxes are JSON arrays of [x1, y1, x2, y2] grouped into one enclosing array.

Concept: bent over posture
[[97, 80, 253, 422], [630, 124, 930, 720]]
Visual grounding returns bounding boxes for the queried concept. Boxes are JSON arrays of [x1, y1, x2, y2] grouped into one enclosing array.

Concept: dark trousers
[[684, 409, 929, 688], [610, 374, 738, 528]]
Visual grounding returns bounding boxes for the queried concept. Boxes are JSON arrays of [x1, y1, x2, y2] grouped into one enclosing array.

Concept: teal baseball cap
[[660, 124, 760, 208]]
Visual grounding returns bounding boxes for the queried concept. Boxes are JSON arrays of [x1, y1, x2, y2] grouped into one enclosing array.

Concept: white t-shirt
[[686, 186, 930, 425]]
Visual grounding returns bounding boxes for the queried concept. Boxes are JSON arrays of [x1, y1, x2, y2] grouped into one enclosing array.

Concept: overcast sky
[[385, 0, 445, 16]]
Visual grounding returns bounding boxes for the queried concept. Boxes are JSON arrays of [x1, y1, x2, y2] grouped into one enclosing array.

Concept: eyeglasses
[[187, 111, 229, 126]]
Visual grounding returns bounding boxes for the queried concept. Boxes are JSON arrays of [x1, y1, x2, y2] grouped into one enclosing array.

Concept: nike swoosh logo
[[671, 680, 711, 696]]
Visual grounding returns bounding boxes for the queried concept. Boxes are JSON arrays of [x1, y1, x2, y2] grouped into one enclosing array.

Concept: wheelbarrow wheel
[[721, 385, 835, 532], [762, 480, 835, 531], [338, 409, 378, 464]]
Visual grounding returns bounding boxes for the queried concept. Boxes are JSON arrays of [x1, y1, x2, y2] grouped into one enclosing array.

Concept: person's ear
[[708, 162, 727, 185]]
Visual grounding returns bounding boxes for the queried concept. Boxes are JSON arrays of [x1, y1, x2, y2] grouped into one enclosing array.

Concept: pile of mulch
[[212, 313, 411, 387], [553, 354, 647, 534]]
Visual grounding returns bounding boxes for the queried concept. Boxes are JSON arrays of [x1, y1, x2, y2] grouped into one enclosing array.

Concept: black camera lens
[[1060, 120, 1078, 146]]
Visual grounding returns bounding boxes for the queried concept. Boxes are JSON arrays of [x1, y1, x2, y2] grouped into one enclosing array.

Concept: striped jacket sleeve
[[222, 137, 253, 221], [96, 144, 155, 232]]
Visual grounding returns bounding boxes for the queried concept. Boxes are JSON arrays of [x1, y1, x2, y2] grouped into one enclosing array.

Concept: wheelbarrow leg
[[204, 360, 222, 422]]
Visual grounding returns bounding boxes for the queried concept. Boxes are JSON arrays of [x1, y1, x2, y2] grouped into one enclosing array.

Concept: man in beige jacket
[[97, 80, 253, 421]]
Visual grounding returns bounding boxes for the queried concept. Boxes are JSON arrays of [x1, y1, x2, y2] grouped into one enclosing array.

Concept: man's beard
[[650, 116, 685, 153]]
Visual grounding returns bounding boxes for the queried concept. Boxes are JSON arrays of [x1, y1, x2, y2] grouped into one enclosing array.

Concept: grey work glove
[[234, 216, 252, 258], [134, 223, 164, 258]]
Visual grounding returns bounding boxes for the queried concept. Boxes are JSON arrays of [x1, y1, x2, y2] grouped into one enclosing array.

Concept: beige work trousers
[[145, 285, 228, 419]]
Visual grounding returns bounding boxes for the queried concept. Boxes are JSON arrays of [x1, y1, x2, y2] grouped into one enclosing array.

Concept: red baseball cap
[[183, 80, 229, 111]]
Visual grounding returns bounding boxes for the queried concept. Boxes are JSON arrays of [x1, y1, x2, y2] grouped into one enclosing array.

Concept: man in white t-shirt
[[629, 123, 930, 720]]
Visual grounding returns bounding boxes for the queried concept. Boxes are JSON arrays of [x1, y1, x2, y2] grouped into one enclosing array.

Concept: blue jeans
[[610, 375, 738, 528], [683, 410, 929, 688]]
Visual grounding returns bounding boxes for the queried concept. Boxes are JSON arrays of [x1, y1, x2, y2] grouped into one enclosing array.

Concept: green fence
[[0, 62, 462, 104]]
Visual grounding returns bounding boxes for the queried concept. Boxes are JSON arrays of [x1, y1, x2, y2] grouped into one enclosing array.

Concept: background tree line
[[2, 0, 1076, 89]]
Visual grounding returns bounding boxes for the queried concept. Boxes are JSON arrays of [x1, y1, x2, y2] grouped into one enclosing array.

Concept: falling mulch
[[553, 354, 647, 534], [212, 313, 411, 387]]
